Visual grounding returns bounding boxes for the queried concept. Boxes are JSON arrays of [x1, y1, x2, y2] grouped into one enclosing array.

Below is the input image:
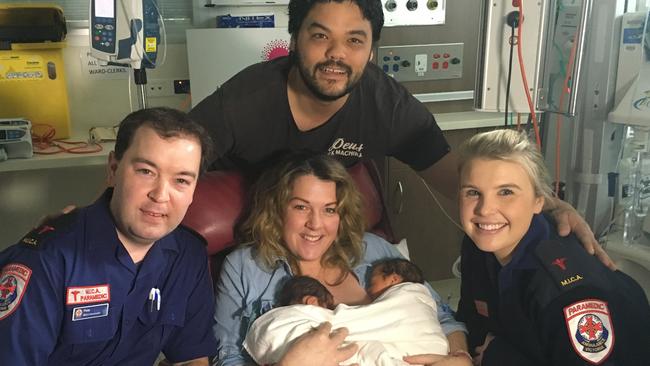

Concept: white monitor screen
[[95, 0, 114, 18]]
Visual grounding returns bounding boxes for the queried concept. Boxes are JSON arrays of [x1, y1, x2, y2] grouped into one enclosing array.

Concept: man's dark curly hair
[[288, 0, 384, 43]]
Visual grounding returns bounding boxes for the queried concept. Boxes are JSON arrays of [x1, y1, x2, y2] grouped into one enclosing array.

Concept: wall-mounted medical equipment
[[475, 0, 592, 117], [475, 0, 546, 113], [376, 43, 463, 82], [89, 0, 159, 69], [609, 11, 650, 126], [89, 0, 161, 109], [0, 5, 71, 139], [382, 0, 446, 27], [536, 0, 624, 236], [608, 11, 650, 245], [0, 119, 33, 161]]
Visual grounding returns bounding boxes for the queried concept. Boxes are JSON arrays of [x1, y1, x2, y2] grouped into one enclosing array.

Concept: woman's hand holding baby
[[277, 322, 358, 366]]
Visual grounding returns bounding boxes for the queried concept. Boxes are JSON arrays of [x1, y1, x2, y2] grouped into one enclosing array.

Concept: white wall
[[0, 32, 193, 248], [0, 166, 108, 247], [64, 30, 192, 135], [1, 2, 297, 249]]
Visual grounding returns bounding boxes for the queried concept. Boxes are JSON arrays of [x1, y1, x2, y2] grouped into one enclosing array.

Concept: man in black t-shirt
[[189, 1, 612, 362], [190, 0, 446, 176]]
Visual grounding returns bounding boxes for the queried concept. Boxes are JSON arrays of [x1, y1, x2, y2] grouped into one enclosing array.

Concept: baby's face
[[368, 267, 398, 299]]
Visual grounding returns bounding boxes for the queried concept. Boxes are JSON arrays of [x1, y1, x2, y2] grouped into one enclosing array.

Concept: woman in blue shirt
[[213, 153, 467, 366]]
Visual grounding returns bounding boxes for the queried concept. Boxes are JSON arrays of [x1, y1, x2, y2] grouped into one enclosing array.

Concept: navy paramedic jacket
[[0, 189, 217, 365], [456, 214, 650, 365]]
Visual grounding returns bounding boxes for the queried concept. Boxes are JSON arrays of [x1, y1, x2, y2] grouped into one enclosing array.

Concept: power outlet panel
[[376, 43, 463, 82], [147, 79, 175, 97], [382, 0, 446, 27]]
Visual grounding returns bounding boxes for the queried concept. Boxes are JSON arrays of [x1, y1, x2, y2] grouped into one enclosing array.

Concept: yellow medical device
[[0, 5, 71, 139]]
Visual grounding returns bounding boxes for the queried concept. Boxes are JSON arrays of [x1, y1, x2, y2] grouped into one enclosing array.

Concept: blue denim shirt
[[213, 232, 467, 366]]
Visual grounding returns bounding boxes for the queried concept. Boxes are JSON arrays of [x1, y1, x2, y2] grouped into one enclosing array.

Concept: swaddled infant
[[243, 258, 449, 366]]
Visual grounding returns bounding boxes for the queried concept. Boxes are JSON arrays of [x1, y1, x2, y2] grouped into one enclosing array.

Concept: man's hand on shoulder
[[35, 205, 76, 229], [547, 197, 616, 270]]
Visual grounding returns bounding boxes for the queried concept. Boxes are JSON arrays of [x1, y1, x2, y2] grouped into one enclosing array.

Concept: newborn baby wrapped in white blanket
[[243, 282, 449, 366]]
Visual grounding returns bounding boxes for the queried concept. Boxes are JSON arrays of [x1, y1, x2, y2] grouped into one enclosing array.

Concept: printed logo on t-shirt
[[327, 138, 364, 158], [0, 263, 32, 321], [66, 284, 110, 305], [564, 299, 614, 364]]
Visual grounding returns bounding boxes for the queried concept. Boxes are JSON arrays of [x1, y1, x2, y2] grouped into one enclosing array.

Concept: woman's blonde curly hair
[[238, 153, 366, 284]]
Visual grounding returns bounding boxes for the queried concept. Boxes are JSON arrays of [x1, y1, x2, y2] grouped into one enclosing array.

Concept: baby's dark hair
[[372, 258, 424, 284], [277, 276, 334, 309]]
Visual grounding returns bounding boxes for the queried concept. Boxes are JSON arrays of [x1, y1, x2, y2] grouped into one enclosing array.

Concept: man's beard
[[291, 50, 360, 102]]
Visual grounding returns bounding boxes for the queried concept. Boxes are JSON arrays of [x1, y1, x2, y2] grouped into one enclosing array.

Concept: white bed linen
[[243, 282, 449, 366]]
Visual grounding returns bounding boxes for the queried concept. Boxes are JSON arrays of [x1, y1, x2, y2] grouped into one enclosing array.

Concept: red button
[[443, 53, 450, 58], [433, 53, 440, 59], [443, 61, 449, 69], [432, 62, 439, 69]]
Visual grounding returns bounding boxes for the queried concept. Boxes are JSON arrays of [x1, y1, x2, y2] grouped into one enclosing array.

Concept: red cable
[[31, 124, 103, 155], [517, 1, 542, 149]]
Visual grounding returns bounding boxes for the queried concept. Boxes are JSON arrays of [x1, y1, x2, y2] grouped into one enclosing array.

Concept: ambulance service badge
[[564, 299, 614, 364], [0, 263, 32, 320]]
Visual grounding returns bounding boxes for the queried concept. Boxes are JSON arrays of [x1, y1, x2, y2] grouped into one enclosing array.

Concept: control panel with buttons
[[376, 43, 463, 82], [90, 0, 117, 54]]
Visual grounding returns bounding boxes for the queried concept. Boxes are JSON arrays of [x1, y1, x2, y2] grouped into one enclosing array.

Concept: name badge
[[72, 303, 109, 321]]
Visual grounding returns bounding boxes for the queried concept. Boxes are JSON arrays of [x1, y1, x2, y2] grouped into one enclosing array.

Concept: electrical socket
[[147, 79, 174, 97]]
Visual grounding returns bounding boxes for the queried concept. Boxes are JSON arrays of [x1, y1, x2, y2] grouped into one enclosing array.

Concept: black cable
[[505, 11, 520, 126], [537, 111, 545, 146], [505, 26, 515, 126]]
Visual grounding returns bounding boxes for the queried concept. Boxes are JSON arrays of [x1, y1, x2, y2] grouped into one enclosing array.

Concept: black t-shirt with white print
[[189, 56, 450, 172]]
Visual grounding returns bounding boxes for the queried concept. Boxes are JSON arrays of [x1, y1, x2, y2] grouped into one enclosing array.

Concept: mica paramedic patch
[[72, 303, 109, 321], [66, 284, 110, 305], [564, 299, 614, 364], [0, 263, 32, 321]]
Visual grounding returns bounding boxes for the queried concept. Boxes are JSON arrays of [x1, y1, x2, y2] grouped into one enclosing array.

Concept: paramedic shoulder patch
[[0, 263, 32, 321], [564, 299, 614, 364]]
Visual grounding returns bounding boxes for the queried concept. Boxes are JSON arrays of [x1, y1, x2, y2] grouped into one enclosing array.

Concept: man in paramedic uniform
[[0, 107, 217, 365]]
